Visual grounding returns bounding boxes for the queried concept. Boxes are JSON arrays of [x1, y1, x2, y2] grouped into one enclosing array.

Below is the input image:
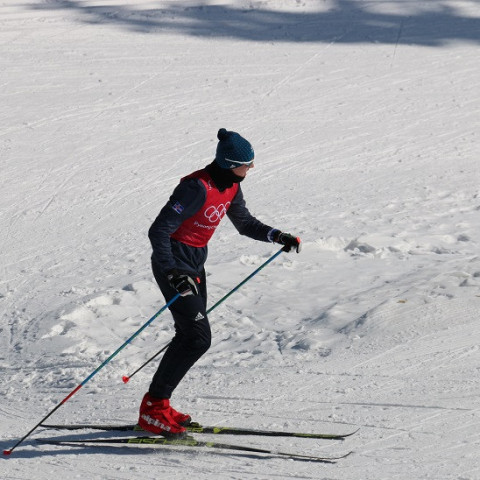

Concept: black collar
[[205, 161, 244, 191]]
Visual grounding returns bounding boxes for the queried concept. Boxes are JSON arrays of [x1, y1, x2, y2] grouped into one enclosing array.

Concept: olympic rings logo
[[204, 203, 230, 223]]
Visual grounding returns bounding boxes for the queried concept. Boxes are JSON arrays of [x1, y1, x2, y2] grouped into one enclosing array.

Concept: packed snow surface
[[1, 1, 479, 479]]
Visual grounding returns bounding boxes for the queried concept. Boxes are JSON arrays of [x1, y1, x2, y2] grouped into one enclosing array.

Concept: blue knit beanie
[[215, 128, 254, 169]]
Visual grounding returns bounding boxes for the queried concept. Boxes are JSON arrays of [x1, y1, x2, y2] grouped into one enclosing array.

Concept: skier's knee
[[191, 334, 211, 355]]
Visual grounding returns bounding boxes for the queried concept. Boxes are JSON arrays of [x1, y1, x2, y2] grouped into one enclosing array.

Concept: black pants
[[149, 260, 211, 399]]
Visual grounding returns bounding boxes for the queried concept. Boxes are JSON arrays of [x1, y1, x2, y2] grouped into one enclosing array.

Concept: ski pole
[[122, 342, 170, 383], [3, 293, 181, 456], [122, 247, 285, 382], [206, 247, 285, 312]]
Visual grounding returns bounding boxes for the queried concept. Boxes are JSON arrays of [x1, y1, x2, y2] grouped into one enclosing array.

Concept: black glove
[[167, 269, 199, 296], [274, 231, 302, 253]]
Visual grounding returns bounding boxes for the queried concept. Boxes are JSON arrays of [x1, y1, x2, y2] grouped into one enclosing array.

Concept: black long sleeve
[[148, 178, 206, 273], [227, 185, 276, 242]]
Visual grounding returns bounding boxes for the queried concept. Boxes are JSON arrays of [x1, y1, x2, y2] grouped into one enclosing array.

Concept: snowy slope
[[1, 1, 480, 479]]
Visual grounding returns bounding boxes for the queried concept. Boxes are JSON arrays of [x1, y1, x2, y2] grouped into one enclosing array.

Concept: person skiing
[[138, 128, 301, 438]]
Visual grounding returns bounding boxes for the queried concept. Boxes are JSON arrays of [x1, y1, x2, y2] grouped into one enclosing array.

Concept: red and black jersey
[[170, 169, 239, 247], [148, 162, 277, 275]]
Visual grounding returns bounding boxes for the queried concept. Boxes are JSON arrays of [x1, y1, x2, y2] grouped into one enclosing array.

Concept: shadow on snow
[[27, 0, 480, 46]]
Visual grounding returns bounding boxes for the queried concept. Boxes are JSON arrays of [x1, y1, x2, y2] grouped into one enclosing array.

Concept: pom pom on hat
[[215, 128, 254, 169]]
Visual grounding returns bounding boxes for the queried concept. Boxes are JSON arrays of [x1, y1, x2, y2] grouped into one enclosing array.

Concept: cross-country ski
[[36, 435, 352, 463], [40, 422, 358, 439]]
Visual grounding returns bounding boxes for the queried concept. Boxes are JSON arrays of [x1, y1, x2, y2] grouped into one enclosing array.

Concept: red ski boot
[[169, 404, 192, 427], [138, 393, 187, 438]]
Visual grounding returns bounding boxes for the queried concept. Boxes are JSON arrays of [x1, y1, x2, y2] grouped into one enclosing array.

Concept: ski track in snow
[[1, 1, 480, 479]]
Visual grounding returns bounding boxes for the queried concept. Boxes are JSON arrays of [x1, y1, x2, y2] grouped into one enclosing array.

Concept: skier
[[139, 128, 301, 437]]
